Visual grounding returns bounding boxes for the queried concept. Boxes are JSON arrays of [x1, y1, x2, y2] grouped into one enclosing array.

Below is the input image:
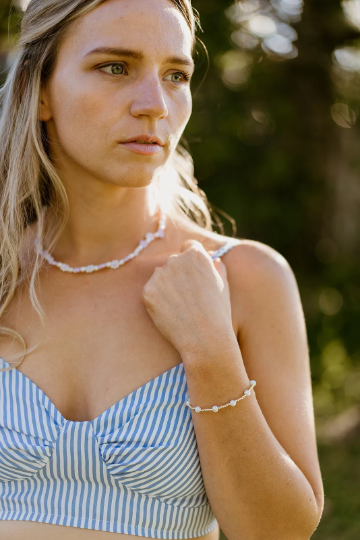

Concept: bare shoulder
[[187, 228, 298, 308], [217, 238, 300, 326], [173, 223, 298, 307], [222, 237, 294, 282]]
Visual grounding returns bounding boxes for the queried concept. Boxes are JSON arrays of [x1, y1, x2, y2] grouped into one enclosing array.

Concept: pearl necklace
[[34, 211, 167, 274]]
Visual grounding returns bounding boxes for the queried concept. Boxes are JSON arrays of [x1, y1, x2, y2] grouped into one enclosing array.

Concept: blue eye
[[165, 71, 191, 84], [99, 63, 127, 76]]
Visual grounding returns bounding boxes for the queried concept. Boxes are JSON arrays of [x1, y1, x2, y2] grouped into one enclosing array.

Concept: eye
[[164, 71, 191, 84], [98, 63, 127, 76]]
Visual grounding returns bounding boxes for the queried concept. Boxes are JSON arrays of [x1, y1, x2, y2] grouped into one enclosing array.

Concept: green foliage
[[313, 440, 360, 539], [1, 0, 360, 536]]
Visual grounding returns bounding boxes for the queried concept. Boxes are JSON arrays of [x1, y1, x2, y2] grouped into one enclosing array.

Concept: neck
[[42, 184, 164, 267]]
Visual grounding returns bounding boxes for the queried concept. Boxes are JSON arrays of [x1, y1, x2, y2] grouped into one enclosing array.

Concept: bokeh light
[[342, 0, 360, 31], [225, 0, 301, 73], [319, 289, 344, 316]]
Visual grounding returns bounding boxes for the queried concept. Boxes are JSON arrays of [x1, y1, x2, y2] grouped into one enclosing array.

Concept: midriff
[[0, 521, 221, 539]]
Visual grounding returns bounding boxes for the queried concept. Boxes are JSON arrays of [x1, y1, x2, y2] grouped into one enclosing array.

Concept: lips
[[121, 134, 164, 146], [119, 135, 164, 156]]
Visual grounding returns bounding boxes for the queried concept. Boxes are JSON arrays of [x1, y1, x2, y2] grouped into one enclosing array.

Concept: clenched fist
[[141, 239, 236, 359]]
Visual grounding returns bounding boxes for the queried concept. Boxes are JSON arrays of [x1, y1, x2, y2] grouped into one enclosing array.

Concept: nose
[[130, 75, 168, 121]]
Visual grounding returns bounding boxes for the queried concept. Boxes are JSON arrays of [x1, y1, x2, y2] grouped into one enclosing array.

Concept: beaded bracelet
[[186, 380, 256, 413]]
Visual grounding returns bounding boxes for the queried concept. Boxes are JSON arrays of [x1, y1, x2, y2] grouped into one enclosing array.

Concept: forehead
[[60, 0, 193, 61]]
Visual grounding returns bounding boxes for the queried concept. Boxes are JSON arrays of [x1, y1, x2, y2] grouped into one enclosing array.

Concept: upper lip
[[120, 134, 164, 146]]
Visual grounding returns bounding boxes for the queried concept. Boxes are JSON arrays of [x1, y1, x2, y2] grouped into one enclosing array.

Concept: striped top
[[0, 239, 242, 538]]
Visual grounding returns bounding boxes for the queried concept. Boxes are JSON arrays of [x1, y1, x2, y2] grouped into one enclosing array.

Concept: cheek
[[169, 90, 192, 136], [178, 90, 192, 124], [50, 72, 120, 153]]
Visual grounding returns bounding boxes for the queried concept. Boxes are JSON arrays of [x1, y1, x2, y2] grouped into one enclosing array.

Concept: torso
[[0, 219, 240, 540]]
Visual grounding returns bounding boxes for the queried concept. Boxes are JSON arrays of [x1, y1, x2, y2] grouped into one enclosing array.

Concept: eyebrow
[[84, 47, 195, 69]]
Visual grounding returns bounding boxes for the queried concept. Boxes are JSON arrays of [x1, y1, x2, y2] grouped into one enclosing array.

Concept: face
[[39, 0, 195, 190]]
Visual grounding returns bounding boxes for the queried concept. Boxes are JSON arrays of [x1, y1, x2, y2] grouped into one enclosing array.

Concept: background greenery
[[1, 1, 359, 538]]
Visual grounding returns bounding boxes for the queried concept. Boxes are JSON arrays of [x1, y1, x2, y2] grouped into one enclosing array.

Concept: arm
[[181, 241, 324, 540]]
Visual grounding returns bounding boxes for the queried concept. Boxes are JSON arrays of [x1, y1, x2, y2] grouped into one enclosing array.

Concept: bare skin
[[0, 219, 229, 540], [0, 522, 220, 540], [0, 0, 324, 537]]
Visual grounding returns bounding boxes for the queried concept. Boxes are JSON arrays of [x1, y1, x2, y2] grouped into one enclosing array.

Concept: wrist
[[180, 329, 241, 366]]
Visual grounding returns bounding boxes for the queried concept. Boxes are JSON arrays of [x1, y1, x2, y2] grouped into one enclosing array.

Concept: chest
[[0, 260, 183, 422]]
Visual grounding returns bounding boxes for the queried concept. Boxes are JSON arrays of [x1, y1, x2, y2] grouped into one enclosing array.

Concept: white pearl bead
[[195, 406, 201, 413], [186, 400, 190, 406], [250, 380, 256, 386], [36, 211, 166, 273], [244, 389, 251, 396], [230, 400, 236, 406], [212, 406, 219, 412]]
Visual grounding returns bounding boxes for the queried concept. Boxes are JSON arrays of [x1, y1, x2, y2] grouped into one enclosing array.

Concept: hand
[[141, 239, 236, 358]]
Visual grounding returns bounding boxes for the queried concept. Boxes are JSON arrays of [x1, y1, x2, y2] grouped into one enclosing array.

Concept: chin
[[105, 167, 161, 189]]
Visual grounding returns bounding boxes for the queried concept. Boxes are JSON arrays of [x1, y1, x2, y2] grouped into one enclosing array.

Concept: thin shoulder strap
[[210, 239, 242, 261]]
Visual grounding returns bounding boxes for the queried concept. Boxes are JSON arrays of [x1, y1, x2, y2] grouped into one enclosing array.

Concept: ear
[[39, 82, 52, 122]]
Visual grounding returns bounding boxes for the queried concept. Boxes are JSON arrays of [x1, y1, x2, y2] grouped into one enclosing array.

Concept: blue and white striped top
[[0, 239, 242, 538]]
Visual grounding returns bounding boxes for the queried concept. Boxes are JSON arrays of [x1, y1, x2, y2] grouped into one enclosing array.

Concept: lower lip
[[120, 142, 163, 155]]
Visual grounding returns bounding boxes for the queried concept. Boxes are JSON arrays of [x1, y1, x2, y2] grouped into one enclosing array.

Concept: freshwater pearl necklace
[[34, 211, 167, 274]]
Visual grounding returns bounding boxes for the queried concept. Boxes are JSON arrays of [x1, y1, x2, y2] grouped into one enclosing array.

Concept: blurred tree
[[186, 0, 360, 422], [1, 1, 360, 537], [0, 0, 21, 76]]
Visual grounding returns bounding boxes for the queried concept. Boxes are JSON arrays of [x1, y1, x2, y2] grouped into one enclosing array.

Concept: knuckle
[[189, 248, 204, 263], [142, 283, 153, 299], [167, 254, 177, 264]]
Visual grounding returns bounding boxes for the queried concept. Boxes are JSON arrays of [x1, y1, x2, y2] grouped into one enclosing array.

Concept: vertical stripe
[[0, 354, 219, 536], [0, 236, 239, 536]]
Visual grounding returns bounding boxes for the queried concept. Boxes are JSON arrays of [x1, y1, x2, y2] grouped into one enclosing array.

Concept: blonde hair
[[0, 0, 230, 370]]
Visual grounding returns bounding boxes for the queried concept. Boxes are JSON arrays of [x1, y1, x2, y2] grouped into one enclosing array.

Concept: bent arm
[[182, 241, 324, 540]]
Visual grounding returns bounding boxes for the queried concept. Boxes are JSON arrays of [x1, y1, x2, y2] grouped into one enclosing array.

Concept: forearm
[[182, 341, 321, 540]]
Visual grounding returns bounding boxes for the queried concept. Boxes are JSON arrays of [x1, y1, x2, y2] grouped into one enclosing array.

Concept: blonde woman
[[0, 0, 324, 539]]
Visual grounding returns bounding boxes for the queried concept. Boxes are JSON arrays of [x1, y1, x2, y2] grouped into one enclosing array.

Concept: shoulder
[[220, 239, 303, 336], [179, 224, 299, 305], [217, 237, 297, 291]]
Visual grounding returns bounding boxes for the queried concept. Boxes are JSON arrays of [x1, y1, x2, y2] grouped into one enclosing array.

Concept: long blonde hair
[[0, 0, 230, 370]]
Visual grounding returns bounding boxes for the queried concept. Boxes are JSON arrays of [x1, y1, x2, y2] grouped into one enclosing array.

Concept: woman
[[0, 0, 324, 539]]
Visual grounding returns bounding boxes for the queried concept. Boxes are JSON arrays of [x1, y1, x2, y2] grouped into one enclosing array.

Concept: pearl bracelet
[[186, 380, 256, 413]]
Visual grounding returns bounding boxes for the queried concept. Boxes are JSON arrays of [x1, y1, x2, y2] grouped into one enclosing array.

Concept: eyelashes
[[174, 70, 191, 82], [98, 63, 127, 76], [97, 62, 191, 84], [166, 70, 191, 83]]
